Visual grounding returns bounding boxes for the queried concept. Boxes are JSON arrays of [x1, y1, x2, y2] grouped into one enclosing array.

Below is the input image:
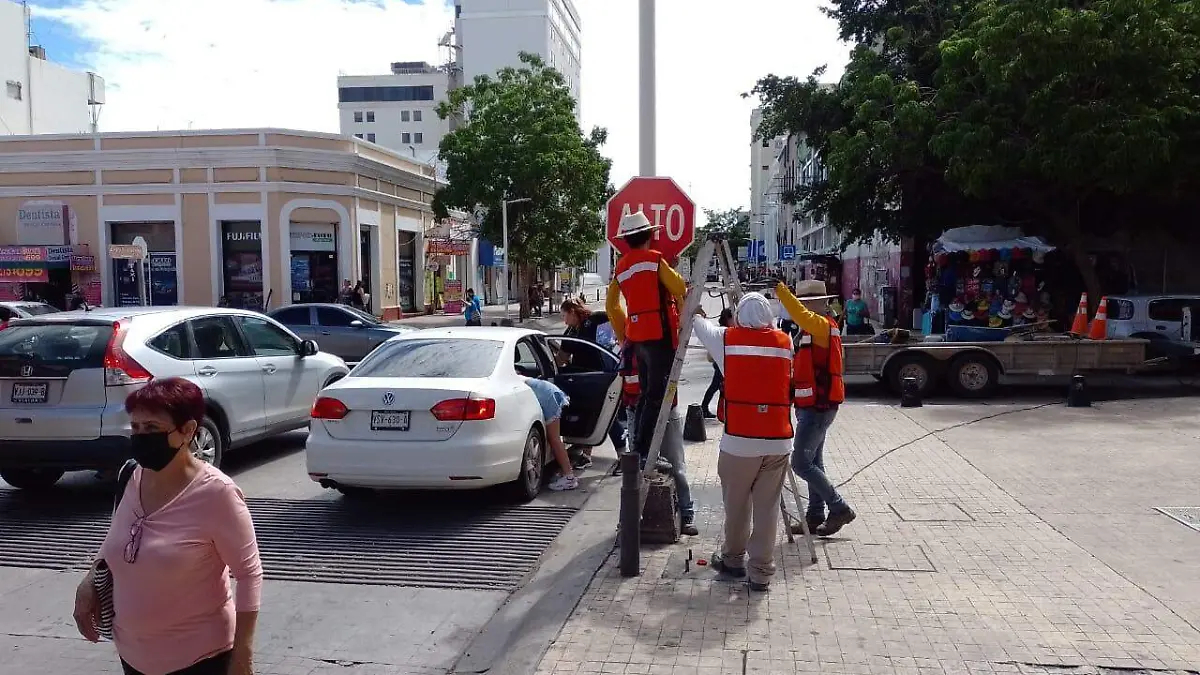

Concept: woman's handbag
[[92, 460, 137, 640]]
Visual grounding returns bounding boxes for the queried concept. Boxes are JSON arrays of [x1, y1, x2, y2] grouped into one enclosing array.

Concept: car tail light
[[311, 396, 349, 420], [104, 319, 152, 386], [431, 397, 496, 421]]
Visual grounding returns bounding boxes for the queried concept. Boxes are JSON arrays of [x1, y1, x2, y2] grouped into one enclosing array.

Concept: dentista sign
[[17, 201, 77, 247]]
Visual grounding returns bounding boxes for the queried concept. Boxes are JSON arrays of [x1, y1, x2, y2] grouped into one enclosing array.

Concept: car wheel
[[0, 468, 64, 490], [507, 427, 544, 503], [191, 416, 224, 469]]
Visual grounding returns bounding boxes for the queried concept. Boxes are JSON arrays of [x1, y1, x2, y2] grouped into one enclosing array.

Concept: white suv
[[0, 306, 349, 489]]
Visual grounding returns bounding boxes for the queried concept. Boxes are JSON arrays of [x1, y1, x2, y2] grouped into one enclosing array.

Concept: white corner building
[[0, 0, 104, 135], [337, 61, 450, 164]]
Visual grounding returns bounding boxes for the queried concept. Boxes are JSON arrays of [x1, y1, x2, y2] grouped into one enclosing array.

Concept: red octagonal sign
[[606, 176, 696, 261]]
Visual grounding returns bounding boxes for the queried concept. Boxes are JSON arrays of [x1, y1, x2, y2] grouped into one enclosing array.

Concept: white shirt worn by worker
[[691, 292, 793, 458]]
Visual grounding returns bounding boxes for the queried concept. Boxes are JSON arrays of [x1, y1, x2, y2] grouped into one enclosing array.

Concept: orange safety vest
[[792, 316, 845, 408], [716, 326, 794, 440], [614, 249, 680, 345]]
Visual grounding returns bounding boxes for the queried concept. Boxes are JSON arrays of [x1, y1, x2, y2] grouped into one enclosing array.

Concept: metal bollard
[[900, 376, 923, 408], [1067, 374, 1090, 407], [683, 403, 707, 442], [618, 451, 642, 577]]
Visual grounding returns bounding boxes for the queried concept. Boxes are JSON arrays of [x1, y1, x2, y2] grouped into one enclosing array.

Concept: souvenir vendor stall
[[921, 226, 1059, 339]]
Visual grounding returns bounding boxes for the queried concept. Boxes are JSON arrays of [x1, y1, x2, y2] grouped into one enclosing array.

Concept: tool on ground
[[635, 231, 818, 564]]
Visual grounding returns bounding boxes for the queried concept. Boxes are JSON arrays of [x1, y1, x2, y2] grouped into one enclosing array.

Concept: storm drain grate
[[1154, 506, 1200, 533], [0, 493, 577, 590], [825, 542, 937, 573]]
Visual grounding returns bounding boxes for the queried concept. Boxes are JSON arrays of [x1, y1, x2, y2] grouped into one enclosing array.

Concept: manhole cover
[[825, 542, 936, 573], [1154, 506, 1200, 533], [889, 502, 974, 522], [0, 494, 576, 590]]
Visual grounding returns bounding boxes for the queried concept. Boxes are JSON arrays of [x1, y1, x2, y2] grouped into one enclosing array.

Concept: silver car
[[0, 306, 349, 489], [0, 301, 60, 321], [268, 303, 415, 363]]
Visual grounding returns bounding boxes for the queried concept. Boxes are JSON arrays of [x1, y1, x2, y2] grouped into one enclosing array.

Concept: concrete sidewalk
[[534, 398, 1200, 674]]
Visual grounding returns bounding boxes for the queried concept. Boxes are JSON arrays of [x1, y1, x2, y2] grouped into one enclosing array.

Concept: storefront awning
[[933, 225, 1056, 254]]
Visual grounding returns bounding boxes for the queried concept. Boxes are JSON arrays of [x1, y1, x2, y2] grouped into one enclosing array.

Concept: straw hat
[[793, 279, 836, 301], [616, 211, 659, 237]]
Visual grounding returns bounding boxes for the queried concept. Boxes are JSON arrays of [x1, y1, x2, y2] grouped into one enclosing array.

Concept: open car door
[[540, 336, 621, 447]]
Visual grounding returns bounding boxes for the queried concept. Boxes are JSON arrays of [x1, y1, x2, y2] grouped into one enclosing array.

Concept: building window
[[366, 111, 375, 123], [401, 110, 411, 122], [338, 85, 436, 103], [366, 133, 376, 143], [762, 165, 769, 171], [761, 139, 769, 147], [4, 80, 20, 101], [402, 132, 411, 144], [414, 133, 423, 144], [413, 110, 422, 122], [354, 133, 364, 139], [353, 111, 363, 123]]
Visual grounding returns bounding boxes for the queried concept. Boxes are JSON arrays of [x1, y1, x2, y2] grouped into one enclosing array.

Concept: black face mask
[[130, 431, 183, 472]]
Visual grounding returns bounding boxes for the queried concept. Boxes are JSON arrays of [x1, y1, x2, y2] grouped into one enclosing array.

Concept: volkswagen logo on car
[[381, 392, 395, 407]]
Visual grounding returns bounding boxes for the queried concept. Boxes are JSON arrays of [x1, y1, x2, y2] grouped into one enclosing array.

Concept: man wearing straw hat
[[774, 278, 858, 537], [606, 211, 687, 468]]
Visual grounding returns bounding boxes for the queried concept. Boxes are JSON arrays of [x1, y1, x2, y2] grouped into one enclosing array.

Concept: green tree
[[433, 52, 613, 318], [682, 208, 752, 262], [752, 0, 1200, 308]]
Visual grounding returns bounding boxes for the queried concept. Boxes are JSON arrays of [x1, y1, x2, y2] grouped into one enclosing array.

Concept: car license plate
[[11, 382, 48, 404], [371, 410, 410, 431]]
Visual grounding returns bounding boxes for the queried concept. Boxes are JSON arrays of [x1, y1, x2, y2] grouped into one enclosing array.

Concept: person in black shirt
[[701, 308, 733, 418]]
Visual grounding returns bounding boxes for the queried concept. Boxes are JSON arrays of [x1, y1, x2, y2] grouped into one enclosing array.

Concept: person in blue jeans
[[463, 288, 483, 326], [522, 377, 579, 491]]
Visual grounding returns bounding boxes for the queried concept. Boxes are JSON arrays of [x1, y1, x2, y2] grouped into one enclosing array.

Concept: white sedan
[[306, 327, 623, 501]]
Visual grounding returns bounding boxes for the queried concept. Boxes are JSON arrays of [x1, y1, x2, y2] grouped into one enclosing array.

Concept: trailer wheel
[[885, 354, 938, 398], [946, 353, 1000, 399]]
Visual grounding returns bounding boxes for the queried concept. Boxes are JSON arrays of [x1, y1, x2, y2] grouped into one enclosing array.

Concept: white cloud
[[35, 0, 848, 212]]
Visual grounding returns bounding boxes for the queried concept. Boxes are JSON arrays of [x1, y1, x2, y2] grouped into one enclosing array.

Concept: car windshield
[[353, 338, 502, 378], [344, 306, 383, 325], [18, 304, 60, 316], [0, 323, 112, 367]]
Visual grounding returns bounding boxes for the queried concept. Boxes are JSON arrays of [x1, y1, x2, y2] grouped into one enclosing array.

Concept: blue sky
[[20, 0, 849, 212]]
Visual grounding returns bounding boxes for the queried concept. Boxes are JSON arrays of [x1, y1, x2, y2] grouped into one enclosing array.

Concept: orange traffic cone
[[1088, 296, 1109, 340], [1069, 292, 1089, 335]]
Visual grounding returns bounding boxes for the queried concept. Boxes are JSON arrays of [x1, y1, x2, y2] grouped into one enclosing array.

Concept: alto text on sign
[[605, 177, 696, 261]]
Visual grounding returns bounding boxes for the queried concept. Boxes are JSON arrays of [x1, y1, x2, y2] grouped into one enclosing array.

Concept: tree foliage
[[682, 208, 752, 261], [751, 0, 1200, 300], [432, 52, 613, 272]]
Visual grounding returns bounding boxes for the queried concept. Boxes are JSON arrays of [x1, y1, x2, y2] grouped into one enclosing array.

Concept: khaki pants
[[717, 452, 789, 583]]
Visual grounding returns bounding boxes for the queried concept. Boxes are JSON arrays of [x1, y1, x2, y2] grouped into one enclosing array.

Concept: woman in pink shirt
[[72, 377, 263, 675]]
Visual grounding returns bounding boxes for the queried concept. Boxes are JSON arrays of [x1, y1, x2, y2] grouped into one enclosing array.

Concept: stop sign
[[606, 177, 696, 260]]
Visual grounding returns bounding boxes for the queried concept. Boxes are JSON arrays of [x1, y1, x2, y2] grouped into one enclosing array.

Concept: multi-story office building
[[0, 0, 104, 135], [337, 61, 450, 163]]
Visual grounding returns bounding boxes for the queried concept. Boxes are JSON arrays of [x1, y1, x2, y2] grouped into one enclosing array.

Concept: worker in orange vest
[[774, 278, 856, 537], [607, 211, 686, 464], [691, 292, 794, 592]]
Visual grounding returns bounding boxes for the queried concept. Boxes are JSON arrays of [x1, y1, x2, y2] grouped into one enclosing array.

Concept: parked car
[[0, 306, 349, 489], [0, 301, 60, 321], [1106, 295, 1200, 360], [306, 327, 622, 501], [268, 303, 416, 363]]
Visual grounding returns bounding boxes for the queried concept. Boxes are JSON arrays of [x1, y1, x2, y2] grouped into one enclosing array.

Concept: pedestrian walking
[[338, 279, 354, 305], [73, 377, 262, 675], [775, 279, 857, 537], [463, 288, 484, 326], [844, 288, 872, 335], [607, 211, 686, 465], [691, 293, 793, 591], [701, 308, 733, 418]]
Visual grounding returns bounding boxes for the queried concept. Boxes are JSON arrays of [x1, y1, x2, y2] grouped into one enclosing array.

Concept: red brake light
[[431, 397, 496, 421], [104, 319, 152, 386], [311, 396, 349, 420]]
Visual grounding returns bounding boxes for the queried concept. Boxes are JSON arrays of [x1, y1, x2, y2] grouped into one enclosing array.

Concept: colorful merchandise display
[[926, 246, 1057, 332]]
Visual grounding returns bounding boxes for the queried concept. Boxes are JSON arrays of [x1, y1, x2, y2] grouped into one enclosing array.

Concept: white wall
[[0, 0, 31, 134], [337, 69, 450, 161]]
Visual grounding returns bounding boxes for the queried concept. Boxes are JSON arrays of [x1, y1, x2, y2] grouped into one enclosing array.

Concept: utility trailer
[[843, 337, 1149, 399]]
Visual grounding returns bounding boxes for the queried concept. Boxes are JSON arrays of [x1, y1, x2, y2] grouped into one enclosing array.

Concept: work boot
[[748, 579, 770, 593], [680, 516, 699, 537], [790, 516, 825, 536], [816, 508, 857, 537], [710, 553, 746, 579]]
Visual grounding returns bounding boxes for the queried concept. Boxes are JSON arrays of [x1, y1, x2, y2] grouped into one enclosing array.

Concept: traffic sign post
[[606, 177, 696, 262], [781, 244, 796, 260]]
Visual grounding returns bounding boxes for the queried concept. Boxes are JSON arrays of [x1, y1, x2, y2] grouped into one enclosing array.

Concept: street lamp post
[[639, 0, 655, 176], [501, 197, 532, 321]]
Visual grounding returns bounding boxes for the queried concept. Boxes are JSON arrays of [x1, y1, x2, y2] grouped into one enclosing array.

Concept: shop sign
[[427, 239, 471, 256], [444, 279, 463, 301], [45, 246, 73, 263], [289, 224, 336, 252], [0, 267, 48, 283], [71, 255, 97, 272], [17, 201, 77, 246], [109, 244, 146, 260], [0, 246, 47, 263]]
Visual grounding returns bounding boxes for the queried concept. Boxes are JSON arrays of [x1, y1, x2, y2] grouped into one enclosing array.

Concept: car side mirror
[[350, 320, 365, 329], [300, 339, 319, 357]]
